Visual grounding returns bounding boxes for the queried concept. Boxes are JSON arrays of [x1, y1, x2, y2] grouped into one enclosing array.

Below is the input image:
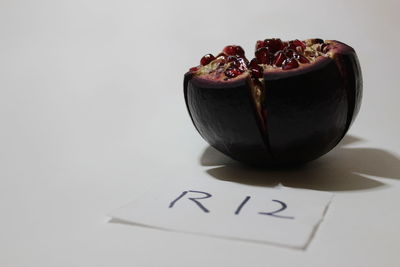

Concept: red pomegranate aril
[[287, 42, 296, 51], [285, 49, 296, 58], [230, 61, 240, 69], [237, 58, 248, 71], [200, 54, 215, 66], [282, 58, 299, 70], [224, 68, 242, 78], [288, 40, 306, 52], [249, 58, 259, 69], [273, 52, 287, 67], [189, 66, 199, 72], [223, 46, 235, 56], [251, 68, 262, 78], [226, 56, 245, 71], [255, 47, 271, 64], [235, 46, 245, 57], [241, 57, 249, 65], [292, 39, 306, 50], [223, 45, 245, 57], [227, 55, 238, 62], [298, 54, 310, 63], [216, 53, 227, 65], [255, 40, 266, 50], [264, 38, 284, 54], [249, 58, 263, 78]]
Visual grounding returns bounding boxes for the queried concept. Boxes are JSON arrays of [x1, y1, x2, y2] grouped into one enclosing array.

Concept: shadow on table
[[200, 135, 400, 191]]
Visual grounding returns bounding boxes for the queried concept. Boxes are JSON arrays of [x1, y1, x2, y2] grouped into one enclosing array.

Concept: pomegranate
[[184, 39, 362, 166]]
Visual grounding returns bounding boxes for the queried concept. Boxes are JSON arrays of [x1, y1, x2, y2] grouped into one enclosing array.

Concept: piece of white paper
[[109, 179, 333, 249]]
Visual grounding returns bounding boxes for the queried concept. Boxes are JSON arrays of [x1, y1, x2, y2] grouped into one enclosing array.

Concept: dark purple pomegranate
[[184, 39, 362, 166]]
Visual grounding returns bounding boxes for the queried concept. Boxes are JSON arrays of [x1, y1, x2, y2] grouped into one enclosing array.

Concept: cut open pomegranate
[[184, 38, 362, 166]]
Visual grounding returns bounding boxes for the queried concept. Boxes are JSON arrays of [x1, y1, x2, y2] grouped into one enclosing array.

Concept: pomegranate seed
[[282, 58, 299, 70], [223, 45, 245, 57], [287, 40, 304, 52], [224, 68, 241, 78], [273, 52, 287, 67], [291, 51, 308, 62], [249, 58, 259, 69], [298, 54, 310, 63], [214, 53, 226, 66], [313, 38, 324, 44], [237, 58, 248, 71], [282, 41, 289, 48], [189, 66, 199, 72], [287, 42, 295, 50], [228, 57, 241, 69], [255, 40, 266, 50], [200, 54, 215, 66], [288, 41, 297, 50], [227, 56, 247, 71], [264, 38, 284, 54], [255, 47, 271, 64], [249, 58, 263, 78], [285, 49, 296, 58], [241, 57, 249, 65], [251, 68, 263, 78], [223, 45, 236, 55], [235, 46, 245, 57], [227, 55, 238, 62], [292, 39, 306, 50]]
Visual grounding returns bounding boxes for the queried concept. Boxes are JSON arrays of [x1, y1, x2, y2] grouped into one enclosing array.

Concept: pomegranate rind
[[184, 39, 362, 166], [260, 40, 361, 164], [184, 72, 273, 165], [328, 40, 363, 132], [263, 58, 348, 163]]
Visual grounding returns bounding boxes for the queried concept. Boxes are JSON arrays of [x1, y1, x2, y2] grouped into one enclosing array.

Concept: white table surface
[[1, 0, 400, 266]]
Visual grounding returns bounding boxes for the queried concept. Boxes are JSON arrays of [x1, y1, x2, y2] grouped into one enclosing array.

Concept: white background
[[1, 0, 399, 266]]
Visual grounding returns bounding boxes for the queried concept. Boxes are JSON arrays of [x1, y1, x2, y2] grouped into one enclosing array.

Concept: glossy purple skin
[[184, 40, 362, 166], [184, 73, 273, 165]]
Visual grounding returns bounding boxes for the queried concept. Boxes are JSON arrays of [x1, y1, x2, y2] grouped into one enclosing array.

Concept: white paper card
[[109, 179, 333, 249]]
